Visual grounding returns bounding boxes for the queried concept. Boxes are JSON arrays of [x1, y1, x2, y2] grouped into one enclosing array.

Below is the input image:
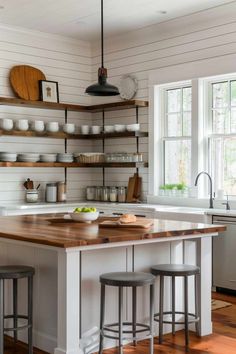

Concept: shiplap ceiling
[[0, 0, 233, 41]]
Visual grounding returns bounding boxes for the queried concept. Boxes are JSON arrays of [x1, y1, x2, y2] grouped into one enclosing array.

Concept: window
[[208, 79, 236, 195], [162, 86, 192, 187]]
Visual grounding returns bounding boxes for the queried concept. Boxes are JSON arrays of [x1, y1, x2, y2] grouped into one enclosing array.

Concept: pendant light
[[85, 0, 119, 96]]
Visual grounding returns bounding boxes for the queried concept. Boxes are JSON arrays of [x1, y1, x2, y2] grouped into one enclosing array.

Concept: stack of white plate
[[0, 152, 17, 162], [57, 153, 74, 163], [40, 154, 57, 162], [18, 153, 40, 162]]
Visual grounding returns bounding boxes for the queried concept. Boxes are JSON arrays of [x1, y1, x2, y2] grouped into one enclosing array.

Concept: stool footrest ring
[[4, 314, 32, 332], [154, 311, 199, 325], [102, 322, 151, 341]]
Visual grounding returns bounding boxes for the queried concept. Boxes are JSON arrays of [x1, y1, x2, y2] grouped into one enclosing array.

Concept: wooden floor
[[4, 292, 236, 353], [101, 292, 236, 354]]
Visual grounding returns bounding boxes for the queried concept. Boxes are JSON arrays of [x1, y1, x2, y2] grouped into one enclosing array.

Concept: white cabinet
[[213, 215, 236, 291]]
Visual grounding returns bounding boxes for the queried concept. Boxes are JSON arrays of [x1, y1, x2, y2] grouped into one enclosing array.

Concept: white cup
[[91, 126, 102, 134], [63, 123, 75, 134], [46, 122, 59, 132], [16, 119, 29, 131], [81, 125, 90, 134], [114, 124, 126, 132], [104, 125, 114, 133], [32, 120, 45, 132], [0, 118, 14, 131]]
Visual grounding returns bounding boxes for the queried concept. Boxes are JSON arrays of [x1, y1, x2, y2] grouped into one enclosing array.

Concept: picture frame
[[39, 80, 59, 103]]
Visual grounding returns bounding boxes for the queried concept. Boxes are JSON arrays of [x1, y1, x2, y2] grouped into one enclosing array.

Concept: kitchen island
[[0, 214, 225, 354]]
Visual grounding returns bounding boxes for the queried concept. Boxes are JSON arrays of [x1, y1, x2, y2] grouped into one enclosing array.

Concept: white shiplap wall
[[0, 25, 97, 204], [2, 1, 236, 204], [91, 1, 236, 200]]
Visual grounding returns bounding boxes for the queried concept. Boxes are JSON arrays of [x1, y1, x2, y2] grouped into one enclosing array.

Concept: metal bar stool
[[0, 265, 35, 354], [151, 264, 200, 351], [99, 272, 155, 354]]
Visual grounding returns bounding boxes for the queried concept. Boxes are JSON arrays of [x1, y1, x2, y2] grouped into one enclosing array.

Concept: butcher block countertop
[[0, 214, 226, 248]]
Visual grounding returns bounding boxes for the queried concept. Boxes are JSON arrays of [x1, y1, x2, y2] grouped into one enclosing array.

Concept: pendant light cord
[[101, 0, 104, 68]]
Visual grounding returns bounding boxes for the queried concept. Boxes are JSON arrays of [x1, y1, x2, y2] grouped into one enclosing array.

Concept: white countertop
[[1, 200, 236, 218]]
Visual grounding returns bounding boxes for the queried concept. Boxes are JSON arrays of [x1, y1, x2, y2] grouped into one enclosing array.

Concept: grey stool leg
[[118, 286, 123, 354], [159, 275, 164, 344], [149, 284, 154, 354], [0, 279, 4, 354], [184, 276, 189, 351], [13, 278, 18, 343], [195, 274, 200, 336], [132, 287, 137, 346], [99, 283, 105, 354], [28, 276, 33, 354], [172, 276, 175, 335]]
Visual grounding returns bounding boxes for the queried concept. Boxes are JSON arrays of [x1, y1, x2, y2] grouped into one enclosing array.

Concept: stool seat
[[100, 272, 155, 287], [151, 264, 200, 276], [0, 265, 35, 279]]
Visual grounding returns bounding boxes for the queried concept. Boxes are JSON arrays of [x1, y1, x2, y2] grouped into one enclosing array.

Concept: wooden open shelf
[[0, 162, 148, 168], [0, 129, 148, 140], [0, 97, 148, 113]]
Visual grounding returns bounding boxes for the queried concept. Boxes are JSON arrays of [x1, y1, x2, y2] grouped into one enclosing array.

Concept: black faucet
[[194, 171, 214, 209], [222, 194, 230, 210]]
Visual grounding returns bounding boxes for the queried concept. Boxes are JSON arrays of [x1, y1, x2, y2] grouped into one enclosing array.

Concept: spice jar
[[109, 187, 118, 202], [86, 186, 95, 201], [117, 186, 127, 203], [45, 183, 57, 203], [25, 189, 39, 203], [95, 186, 102, 201], [57, 181, 66, 202], [101, 187, 109, 202]]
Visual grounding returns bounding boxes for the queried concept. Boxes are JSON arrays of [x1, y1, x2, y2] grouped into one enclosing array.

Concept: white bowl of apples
[[70, 207, 99, 223]]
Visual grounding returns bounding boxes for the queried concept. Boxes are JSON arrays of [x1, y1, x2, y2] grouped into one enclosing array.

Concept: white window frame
[[203, 74, 236, 197], [148, 54, 236, 205], [152, 80, 203, 197], [160, 83, 192, 186]]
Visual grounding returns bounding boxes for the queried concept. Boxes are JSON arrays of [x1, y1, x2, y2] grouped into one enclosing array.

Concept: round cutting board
[[10, 65, 46, 101]]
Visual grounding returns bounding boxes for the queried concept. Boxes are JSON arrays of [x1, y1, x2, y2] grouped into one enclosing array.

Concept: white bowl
[[126, 124, 140, 132], [104, 125, 115, 133], [70, 211, 99, 223], [40, 154, 57, 162], [114, 124, 126, 132]]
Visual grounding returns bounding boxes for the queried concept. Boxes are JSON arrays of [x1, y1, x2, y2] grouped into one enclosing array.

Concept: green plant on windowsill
[[159, 183, 188, 196]]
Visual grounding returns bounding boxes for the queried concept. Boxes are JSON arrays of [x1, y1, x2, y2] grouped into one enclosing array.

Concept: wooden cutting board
[[10, 65, 46, 101], [126, 173, 138, 202], [133, 174, 142, 201], [99, 218, 153, 229]]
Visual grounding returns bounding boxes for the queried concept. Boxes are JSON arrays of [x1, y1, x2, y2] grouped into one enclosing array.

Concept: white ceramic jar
[[45, 183, 57, 202], [81, 125, 90, 134], [32, 120, 45, 132], [63, 123, 75, 134], [91, 126, 102, 134], [46, 122, 59, 132], [0, 118, 14, 131], [16, 119, 29, 131], [25, 189, 39, 203]]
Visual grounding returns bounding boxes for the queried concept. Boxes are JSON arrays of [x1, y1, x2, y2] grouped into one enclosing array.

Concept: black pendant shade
[[86, 68, 119, 96], [85, 0, 119, 96]]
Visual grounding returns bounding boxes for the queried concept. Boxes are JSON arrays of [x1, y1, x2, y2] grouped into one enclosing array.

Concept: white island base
[[0, 233, 214, 354]]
